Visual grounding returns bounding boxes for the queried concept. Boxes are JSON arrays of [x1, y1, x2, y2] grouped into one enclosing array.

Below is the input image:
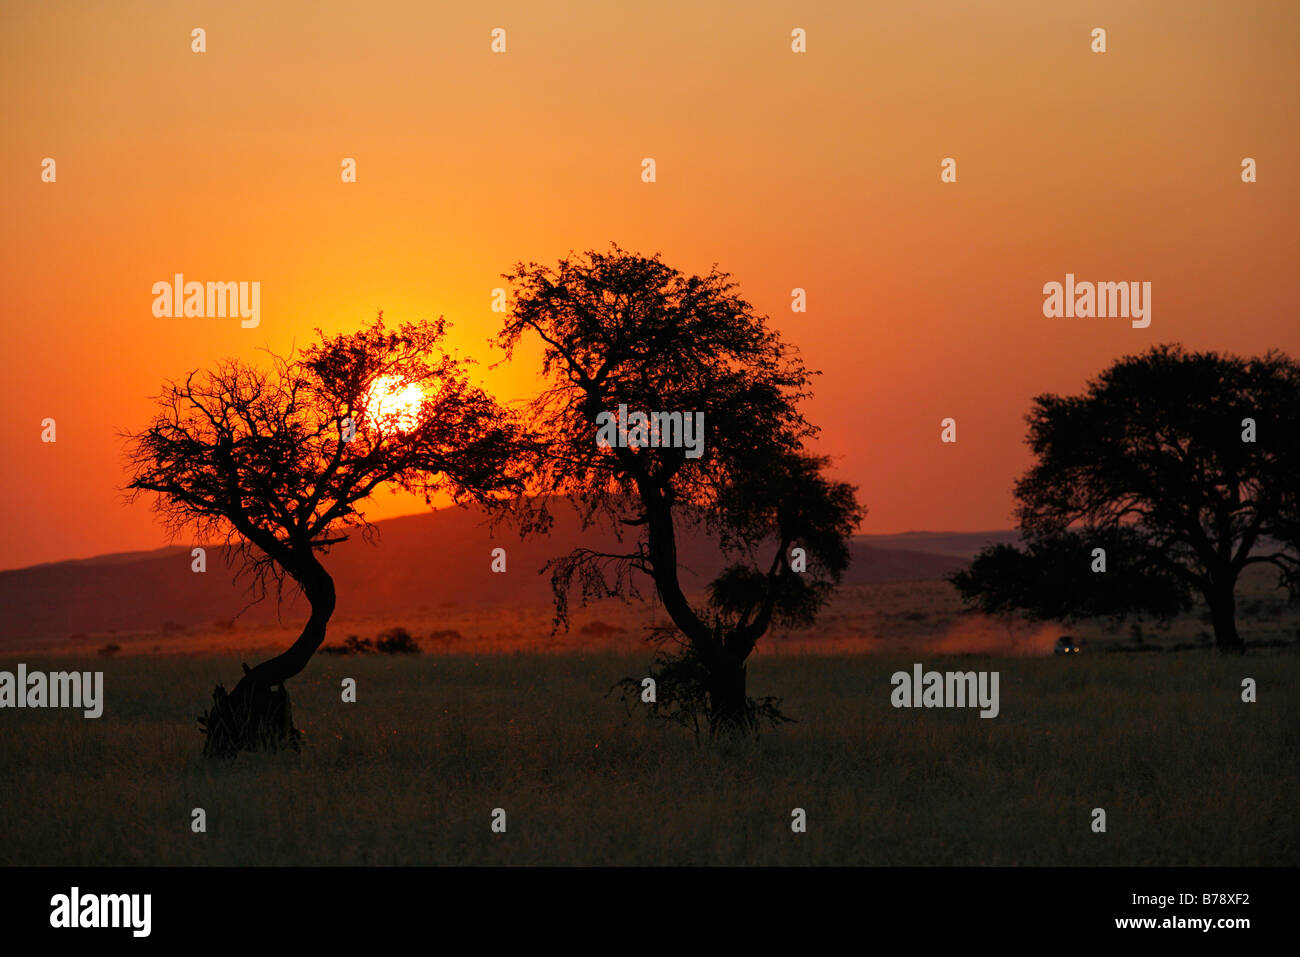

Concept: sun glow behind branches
[[363, 375, 426, 433]]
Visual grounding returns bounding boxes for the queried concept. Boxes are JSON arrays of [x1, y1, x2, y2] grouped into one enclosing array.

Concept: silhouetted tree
[[951, 527, 1192, 624], [496, 245, 863, 734], [126, 315, 521, 755], [952, 345, 1300, 653]]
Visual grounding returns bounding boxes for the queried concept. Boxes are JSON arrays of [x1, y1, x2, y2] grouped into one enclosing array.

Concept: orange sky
[[2, 0, 1297, 570]]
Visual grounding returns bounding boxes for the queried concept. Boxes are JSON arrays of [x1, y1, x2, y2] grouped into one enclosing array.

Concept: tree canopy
[[496, 245, 863, 732], [952, 344, 1300, 652], [126, 314, 523, 753]]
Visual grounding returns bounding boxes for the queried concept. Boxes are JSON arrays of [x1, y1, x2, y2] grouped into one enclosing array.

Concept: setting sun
[[363, 376, 425, 433]]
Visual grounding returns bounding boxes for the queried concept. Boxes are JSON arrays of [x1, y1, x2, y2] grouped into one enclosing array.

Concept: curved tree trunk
[[200, 560, 337, 757]]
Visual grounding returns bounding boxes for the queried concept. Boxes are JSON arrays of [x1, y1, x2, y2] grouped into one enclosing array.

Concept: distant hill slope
[[0, 506, 1005, 644]]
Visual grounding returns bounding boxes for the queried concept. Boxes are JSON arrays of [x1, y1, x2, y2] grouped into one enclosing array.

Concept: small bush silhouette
[[318, 629, 420, 655], [317, 635, 370, 655], [374, 627, 420, 654]]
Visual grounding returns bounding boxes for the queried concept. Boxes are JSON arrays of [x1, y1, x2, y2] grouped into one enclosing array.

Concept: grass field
[[1, 649, 1295, 866]]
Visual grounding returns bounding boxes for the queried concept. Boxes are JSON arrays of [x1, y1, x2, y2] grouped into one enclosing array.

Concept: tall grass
[[1, 651, 1294, 865]]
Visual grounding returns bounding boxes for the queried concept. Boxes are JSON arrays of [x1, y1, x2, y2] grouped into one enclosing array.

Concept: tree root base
[[198, 665, 302, 758]]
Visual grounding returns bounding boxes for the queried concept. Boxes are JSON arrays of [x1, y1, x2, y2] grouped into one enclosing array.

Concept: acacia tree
[[126, 315, 522, 755], [953, 345, 1300, 653], [496, 245, 863, 734]]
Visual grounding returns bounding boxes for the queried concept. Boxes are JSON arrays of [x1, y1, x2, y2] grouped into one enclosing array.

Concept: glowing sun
[[363, 375, 425, 432]]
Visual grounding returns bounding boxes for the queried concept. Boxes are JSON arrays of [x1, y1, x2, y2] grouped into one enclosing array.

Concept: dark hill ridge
[[0, 505, 1013, 643]]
